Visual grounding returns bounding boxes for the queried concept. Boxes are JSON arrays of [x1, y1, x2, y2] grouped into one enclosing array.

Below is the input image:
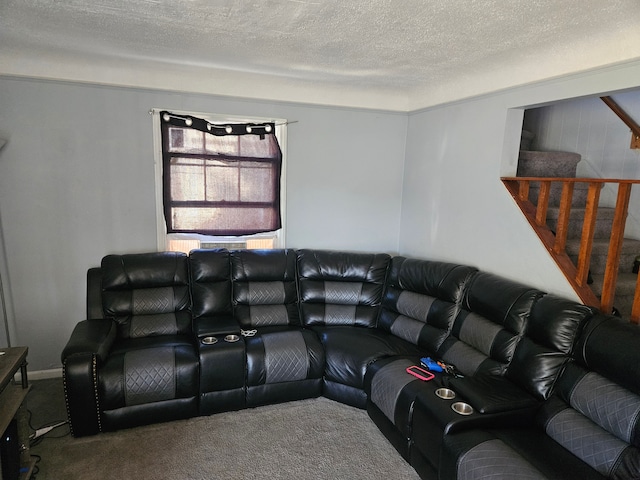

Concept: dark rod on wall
[[0, 138, 11, 347]]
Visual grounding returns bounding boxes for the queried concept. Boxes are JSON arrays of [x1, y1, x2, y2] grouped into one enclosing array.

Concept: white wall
[[524, 90, 640, 238], [399, 60, 640, 298], [0, 77, 407, 370]]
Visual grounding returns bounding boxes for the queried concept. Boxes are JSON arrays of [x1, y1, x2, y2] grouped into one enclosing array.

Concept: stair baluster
[[601, 184, 632, 314], [576, 182, 601, 287]]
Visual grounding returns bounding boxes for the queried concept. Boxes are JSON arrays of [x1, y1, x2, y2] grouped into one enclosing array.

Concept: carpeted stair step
[[565, 237, 640, 275], [590, 272, 639, 320], [546, 206, 615, 240], [517, 150, 582, 178]]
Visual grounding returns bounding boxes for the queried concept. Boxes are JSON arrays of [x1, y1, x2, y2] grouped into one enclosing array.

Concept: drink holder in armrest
[[447, 375, 539, 414]]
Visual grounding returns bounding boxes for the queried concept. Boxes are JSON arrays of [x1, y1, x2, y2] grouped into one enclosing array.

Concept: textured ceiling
[[1, 0, 640, 111]]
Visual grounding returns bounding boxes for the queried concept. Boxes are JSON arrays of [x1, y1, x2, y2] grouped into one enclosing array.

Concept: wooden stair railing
[[502, 177, 640, 323], [601, 97, 640, 149]]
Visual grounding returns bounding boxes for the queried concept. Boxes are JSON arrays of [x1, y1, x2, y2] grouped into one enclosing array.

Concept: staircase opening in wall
[[502, 147, 640, 323]]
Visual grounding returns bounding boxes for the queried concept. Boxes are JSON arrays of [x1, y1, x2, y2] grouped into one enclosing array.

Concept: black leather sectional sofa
[[61, 249, 640, 479]]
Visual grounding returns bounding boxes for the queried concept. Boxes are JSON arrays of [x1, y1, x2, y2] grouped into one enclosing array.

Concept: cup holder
[[435, 388, 456, 400], [201, 336, 218, 345], [451, 402, 474, 416], [224, 334, 240, 343]]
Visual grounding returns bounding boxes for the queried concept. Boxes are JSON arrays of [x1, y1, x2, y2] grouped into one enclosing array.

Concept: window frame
[[151, 108, 287, 251]]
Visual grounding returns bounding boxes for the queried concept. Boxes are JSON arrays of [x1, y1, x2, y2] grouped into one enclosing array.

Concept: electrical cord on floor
[[30, 420, 68, 441], [27, 409, 70, 446], [26, 408, 70, 479]]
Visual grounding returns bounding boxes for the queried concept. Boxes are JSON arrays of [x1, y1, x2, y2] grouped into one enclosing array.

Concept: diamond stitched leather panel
[[124, 347, 176, 406], [130, 313, 178, 337], [249, 305, 289, 327], [441, 340, 487, 377], [545, 407, 626, 476], [390, 314, 423, 345], [457, 439, 546, 480], [262, 331, 310, 384], [324, 304, 357, 325], [571, 371, 640, 444], [370, 359, 415, 424], [325, 281, 363, 305], [248, 281, 286, 305], [132, 287, 175, 314], [458, 312, 503, 356], [396, 291, 435, 321]]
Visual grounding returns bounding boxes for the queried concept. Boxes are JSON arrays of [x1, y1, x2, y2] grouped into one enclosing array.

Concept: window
[[152, 110, 287, 252]]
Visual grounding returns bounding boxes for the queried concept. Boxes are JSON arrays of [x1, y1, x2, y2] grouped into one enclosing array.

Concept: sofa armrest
[[446, 375, 539, 414], [61, 318, 116, 437], [411, 378, 539, 468], [61, 318, 117, 363], [63, 353, 102, 437], [195, 315, 242, 338]]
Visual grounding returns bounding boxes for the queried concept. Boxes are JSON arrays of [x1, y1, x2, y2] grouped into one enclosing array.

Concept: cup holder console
[[435, 388, 456, 400], [434, 388, 474, 415], [451, 401, 474, 415], [201, 334, 242, 344]]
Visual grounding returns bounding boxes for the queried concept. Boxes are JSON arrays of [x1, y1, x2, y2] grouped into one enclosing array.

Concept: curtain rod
[[148, 108, 297, 127]]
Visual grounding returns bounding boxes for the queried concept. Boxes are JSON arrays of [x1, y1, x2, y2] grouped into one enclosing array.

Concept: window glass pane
[[170, 128, 184, 149], [168, 127, 205, 154], [205, 135, 239, 156], [238, 135, 279, 158], [205, 161, 239, 202], [171, 207, 277, 233], [170, 158, 205, 201], [240, 163, 275, 202]]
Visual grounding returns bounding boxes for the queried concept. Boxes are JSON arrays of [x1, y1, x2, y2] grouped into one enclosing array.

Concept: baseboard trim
[[25, 368, 63, 381]]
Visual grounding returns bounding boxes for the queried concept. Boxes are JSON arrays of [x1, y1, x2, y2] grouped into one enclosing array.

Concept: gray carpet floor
[[25, 378, 420, 479]]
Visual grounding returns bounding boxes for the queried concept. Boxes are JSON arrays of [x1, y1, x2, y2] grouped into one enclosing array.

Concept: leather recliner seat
[[296, 249, 426, 408], [231, 249, 325, 407], [63, 252, 199, 436]]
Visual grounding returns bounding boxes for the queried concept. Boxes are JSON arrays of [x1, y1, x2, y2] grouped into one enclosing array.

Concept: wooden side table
[[0, 347, 35, 480]]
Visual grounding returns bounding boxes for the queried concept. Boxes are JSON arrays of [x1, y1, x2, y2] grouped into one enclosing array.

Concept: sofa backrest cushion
[[189, 249, 232, 319], [101, 252, 191, 339], [436, 272, 542, 376], [506, 294, 594, 399], [575, 314, 640, 397], [86, 267, 103, 319], [297, 249, 390, 327], [231, 249, 298, 328], [378, 256, 477, 352]]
